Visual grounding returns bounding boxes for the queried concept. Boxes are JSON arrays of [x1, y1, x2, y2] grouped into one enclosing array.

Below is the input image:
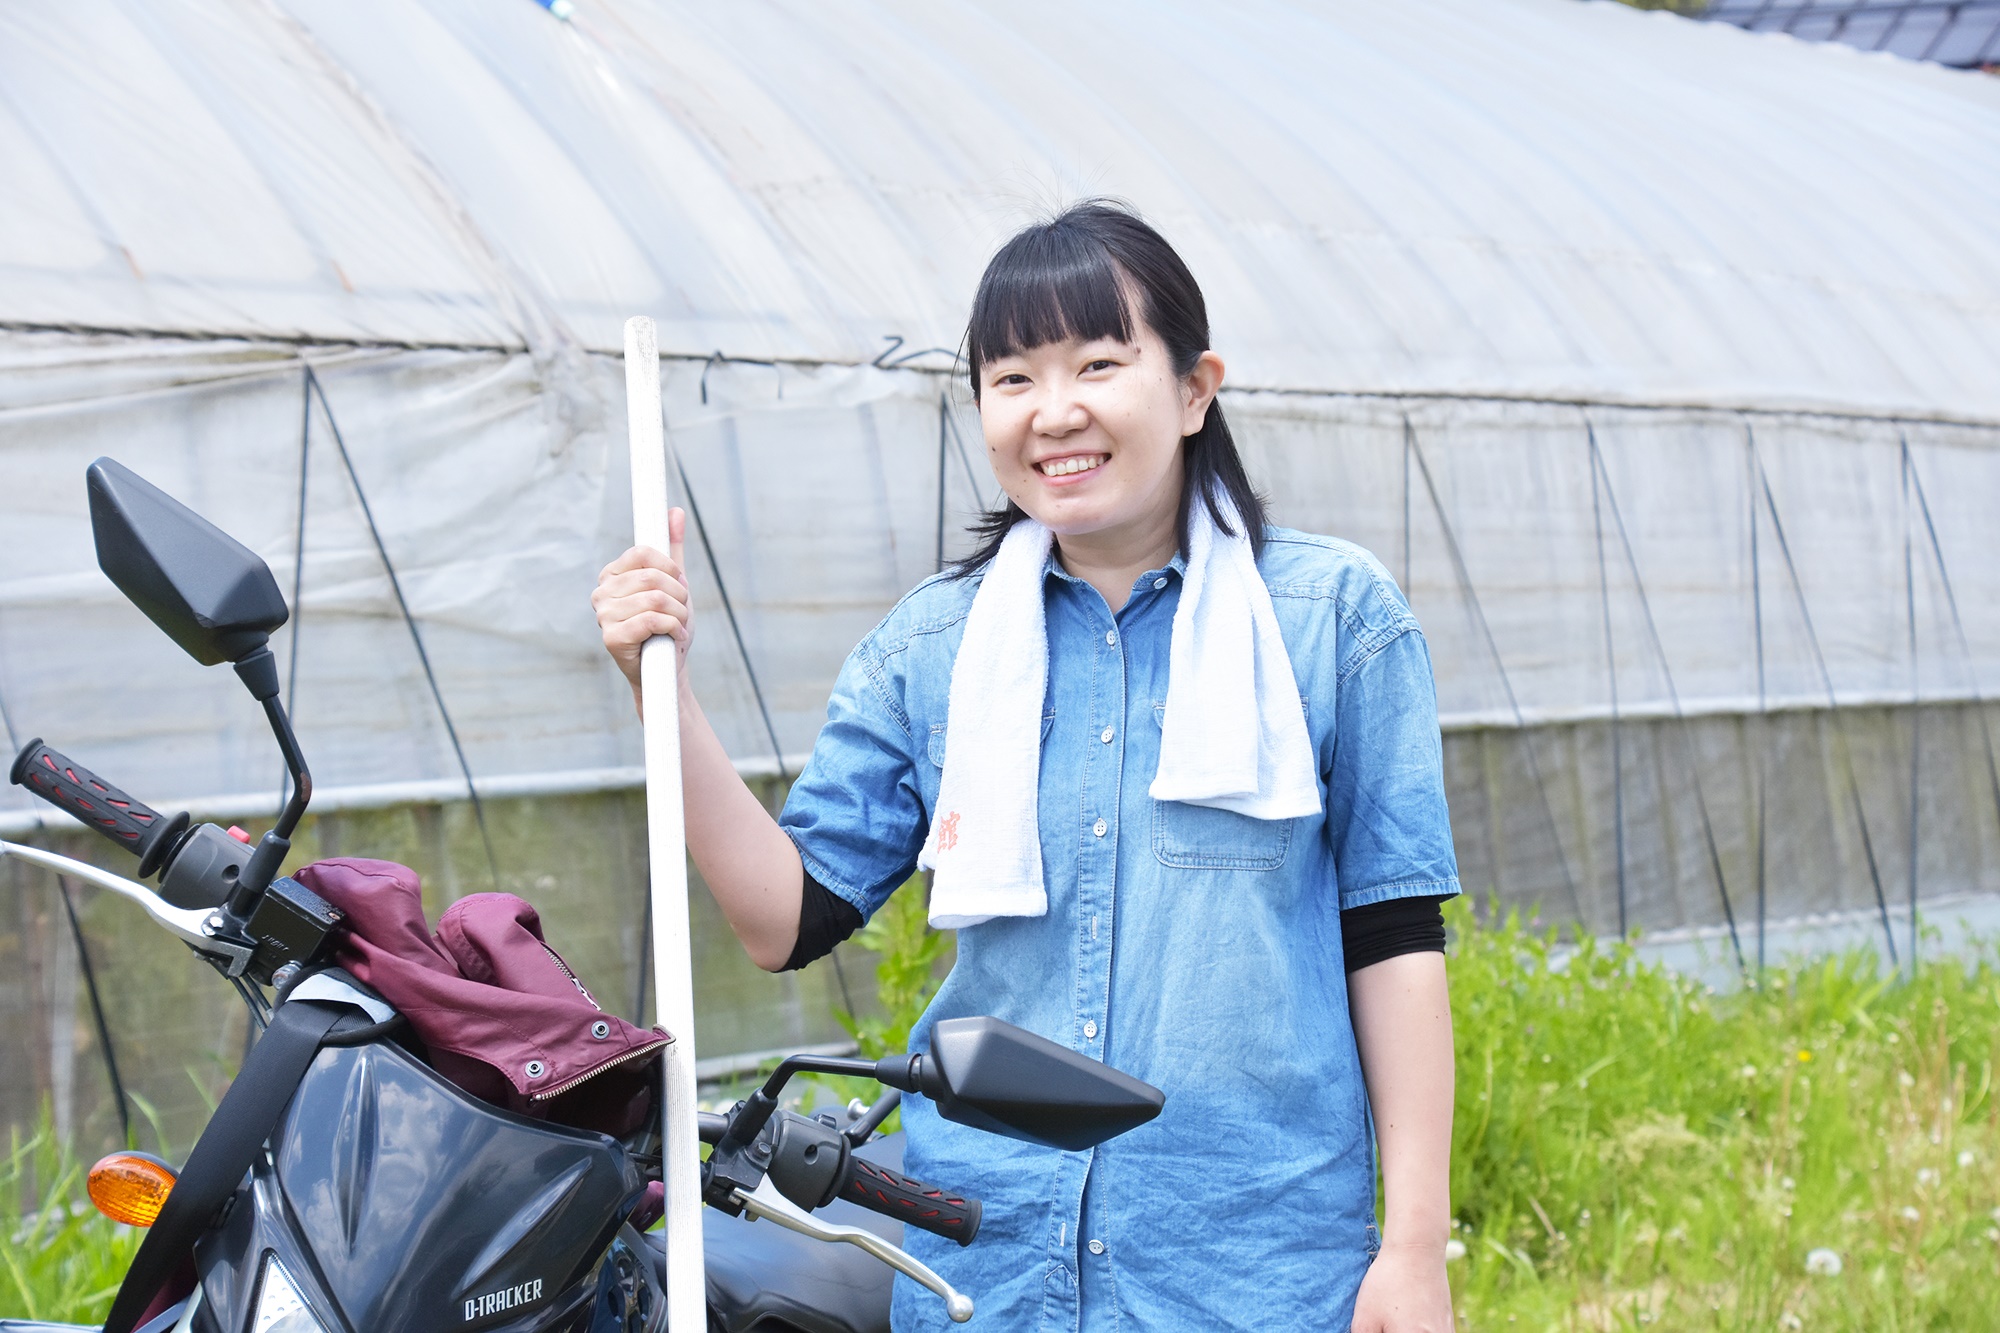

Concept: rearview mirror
[[918, 1017, 1165, 1152], [87, 458, 288, 666]]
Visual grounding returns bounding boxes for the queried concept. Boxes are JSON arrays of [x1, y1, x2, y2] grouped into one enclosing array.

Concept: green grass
[[9, 897, 1999, 1328], [1, 1118, 143, 1325], [1447, 899, 2000, 1330]]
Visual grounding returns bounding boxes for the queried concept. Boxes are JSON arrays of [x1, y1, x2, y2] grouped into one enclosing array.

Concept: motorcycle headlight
[[252, 1253, 330, 1333]]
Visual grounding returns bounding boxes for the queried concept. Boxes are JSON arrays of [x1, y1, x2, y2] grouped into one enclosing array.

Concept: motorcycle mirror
[[894, 1017, 1165, 1153], [87, 458, 288, 669]]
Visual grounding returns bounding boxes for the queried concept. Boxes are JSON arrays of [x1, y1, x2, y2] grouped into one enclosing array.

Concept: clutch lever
[[1, 839, 253, 974], [732, 1174, 975, 1323]]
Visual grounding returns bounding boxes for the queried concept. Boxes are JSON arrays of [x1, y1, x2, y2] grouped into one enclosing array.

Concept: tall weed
[[1448, 899, 2000, 1330], [1, 1113, 142, 1324]]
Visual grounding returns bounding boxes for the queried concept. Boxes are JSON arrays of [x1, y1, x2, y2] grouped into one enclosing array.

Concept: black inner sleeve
[[1340, 895, 1448, 974], [787, 876, 1445, 975], [783, 870, 865, 972]]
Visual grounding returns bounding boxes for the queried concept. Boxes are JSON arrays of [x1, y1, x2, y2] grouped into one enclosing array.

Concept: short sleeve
[[777, 639, 929, 920], [1325, 628, 1462, 911]]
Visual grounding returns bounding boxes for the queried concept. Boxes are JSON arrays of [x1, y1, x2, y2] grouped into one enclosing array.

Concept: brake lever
[[732, 1175, 974, 1324], [1, 839, 253, 974]]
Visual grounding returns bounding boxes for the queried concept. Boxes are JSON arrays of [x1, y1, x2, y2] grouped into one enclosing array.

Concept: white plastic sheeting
[[2, 0, 1998, 412], [3, 0, 2000, 917]]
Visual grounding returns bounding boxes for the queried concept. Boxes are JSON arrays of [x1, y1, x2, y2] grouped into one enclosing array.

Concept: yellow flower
[[1796, 1049, 1812, 1062]]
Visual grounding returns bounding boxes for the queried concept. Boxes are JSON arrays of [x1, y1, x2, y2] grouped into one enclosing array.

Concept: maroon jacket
[[294, 858, 670, 1136]]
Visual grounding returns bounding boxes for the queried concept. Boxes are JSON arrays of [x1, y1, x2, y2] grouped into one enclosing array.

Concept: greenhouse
[[4, 0, 1999, 1154]]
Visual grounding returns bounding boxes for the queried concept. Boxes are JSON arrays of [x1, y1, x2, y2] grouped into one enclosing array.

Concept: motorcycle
[[0, 458, 1164, 1333]]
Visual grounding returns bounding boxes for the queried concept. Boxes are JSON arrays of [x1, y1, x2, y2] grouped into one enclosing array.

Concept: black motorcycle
[[0, 459, 1163, 1333]]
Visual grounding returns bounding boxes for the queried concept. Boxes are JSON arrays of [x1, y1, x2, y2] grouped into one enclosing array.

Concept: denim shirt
[[780, 527, 1460, 1331]]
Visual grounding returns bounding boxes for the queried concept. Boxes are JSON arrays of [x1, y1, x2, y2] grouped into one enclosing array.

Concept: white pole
[[623, 316, 705, 1328]]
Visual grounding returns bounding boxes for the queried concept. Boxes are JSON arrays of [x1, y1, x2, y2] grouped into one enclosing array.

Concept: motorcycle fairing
[[198, 1038, 646, 1331]]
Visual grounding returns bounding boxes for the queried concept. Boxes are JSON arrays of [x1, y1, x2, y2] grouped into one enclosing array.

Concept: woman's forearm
[[660, 679, 804, 971], [1348, 950, 1454, 1248]]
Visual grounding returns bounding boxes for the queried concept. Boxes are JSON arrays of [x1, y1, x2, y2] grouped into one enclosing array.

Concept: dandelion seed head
[[1804, 1247, 1843, 1276], [1444, 1239, 1467, 1262], [1898, 1071, 1917, 1088], [1958, 1150, 1976, 1168], [1900, 1206, 1921, 1223], [1917, 1168, 1940, 1188], [1741, 1064, 1759, 1079], [1781, 1177, 1796, 1191]]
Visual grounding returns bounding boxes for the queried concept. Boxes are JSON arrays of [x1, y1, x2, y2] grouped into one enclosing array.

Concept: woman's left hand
[[1349, 1240, 1453, 1333]]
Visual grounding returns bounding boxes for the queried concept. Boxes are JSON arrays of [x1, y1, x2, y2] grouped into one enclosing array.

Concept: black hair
[[953, 199, 1267, 575]]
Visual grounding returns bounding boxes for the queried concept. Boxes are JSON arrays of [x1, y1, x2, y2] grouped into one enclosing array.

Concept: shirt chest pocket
[[1149, 701, 1297, 871]]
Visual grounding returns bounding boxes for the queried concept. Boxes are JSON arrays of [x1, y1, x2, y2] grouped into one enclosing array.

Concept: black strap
[[103, 999, 344, 1333]]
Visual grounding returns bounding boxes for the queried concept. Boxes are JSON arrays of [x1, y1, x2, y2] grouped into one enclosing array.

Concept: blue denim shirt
[[780, 527, 1460, 1331]]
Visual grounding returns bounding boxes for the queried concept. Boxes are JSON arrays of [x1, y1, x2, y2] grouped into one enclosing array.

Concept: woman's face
[[978, 319, 1223, 557]]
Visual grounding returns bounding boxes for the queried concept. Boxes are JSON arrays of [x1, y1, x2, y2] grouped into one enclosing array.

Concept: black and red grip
[[10, 739, 188, 877], [839, 1157, 981, 1247]]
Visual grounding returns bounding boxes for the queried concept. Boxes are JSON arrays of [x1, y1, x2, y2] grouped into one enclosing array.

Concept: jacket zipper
[[530, 1035, 674, 1102]]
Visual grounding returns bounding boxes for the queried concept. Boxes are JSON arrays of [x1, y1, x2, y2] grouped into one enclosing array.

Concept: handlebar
[[837, 1156, 981, 1247], [10, 739, 189, 877]]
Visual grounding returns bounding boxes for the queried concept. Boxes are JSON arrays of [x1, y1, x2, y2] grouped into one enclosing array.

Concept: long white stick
[[624, 316, 705, 1328]]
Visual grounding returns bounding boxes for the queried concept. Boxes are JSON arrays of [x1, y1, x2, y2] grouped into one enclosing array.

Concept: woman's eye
[[993, 372, 1029, 387], [1084, 359, 1115, 373]]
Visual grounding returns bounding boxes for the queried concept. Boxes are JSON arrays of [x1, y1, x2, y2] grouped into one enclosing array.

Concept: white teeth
[[1039, 455, 1105, 477]]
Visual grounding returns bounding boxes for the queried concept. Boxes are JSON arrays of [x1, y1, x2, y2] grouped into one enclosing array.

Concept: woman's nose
[[1030, 384, 1089, 437]]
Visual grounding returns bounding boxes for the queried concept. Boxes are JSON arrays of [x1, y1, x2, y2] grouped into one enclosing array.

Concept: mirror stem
[[220, 649, 313, 922]]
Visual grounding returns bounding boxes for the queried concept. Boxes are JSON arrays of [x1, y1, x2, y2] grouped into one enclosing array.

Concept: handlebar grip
[[839, 1157, 981, 1247], [10, 739, 189, 876]]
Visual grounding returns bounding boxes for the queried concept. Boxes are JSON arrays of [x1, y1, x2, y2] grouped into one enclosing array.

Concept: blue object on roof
[[1701, 1, 2000, 68]]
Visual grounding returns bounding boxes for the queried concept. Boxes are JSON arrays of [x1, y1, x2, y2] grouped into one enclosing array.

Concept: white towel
[[920, 499, 1320, 929]]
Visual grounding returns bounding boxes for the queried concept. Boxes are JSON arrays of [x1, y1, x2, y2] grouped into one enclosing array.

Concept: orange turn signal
[[87, 1153, 177, 1227]]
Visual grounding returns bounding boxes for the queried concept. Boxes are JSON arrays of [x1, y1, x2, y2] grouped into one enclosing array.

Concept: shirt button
[[1153, 577, 1167, 590], [1092, 817, 1108, 837], [1100, 727, 1114, 743], [1104, 629, 1117, 646], [1088, 1239, 1106, 1255], [1083, 1019, 1098, 1039]]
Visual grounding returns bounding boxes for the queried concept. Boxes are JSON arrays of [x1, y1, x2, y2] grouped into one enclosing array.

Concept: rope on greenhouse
[[1901, 438, 1922, 973], [279, 370, 311, 808], [667, 428, 860, 1022], [1587, 424, 1747, 974], [936, 394, 950, 572], [304, 363, 500, 891], [1902, 442, 2000, 829], [1588, 427, 1628, 937], [1749, 434, 1769, 971], [1403, 419, 1583, 921], [56, 873, 132, 1143], [942, 398, 991, 509], [1746, 425, 1898, 966], [670, 450, 787, 785], [1901, 438, 2000, 969], [0, 636, 135, 1142]]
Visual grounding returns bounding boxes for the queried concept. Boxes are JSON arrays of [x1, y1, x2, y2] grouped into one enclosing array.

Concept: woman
[[594, 203, 1458, 1332]]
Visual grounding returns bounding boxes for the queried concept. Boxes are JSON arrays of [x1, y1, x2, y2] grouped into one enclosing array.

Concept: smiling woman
[[593, 201, 1461, 1332]]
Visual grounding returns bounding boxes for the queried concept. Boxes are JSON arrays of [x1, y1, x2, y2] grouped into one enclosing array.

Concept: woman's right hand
[[592, 508, 691, 714]]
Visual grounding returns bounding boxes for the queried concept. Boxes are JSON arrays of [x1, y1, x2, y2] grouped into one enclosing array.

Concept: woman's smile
[[1036, 452, 1108, 480]]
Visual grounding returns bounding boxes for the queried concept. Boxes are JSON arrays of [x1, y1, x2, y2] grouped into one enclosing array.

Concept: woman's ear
[[1181, 350, 1225, 437]]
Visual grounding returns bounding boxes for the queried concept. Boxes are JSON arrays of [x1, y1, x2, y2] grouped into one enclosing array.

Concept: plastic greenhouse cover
[[4, 331, 1999, 829], [1, 0, 1998, 416]]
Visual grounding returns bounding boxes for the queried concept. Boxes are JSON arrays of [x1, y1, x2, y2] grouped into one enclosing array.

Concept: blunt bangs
[[966, 225, 1135, 390]]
